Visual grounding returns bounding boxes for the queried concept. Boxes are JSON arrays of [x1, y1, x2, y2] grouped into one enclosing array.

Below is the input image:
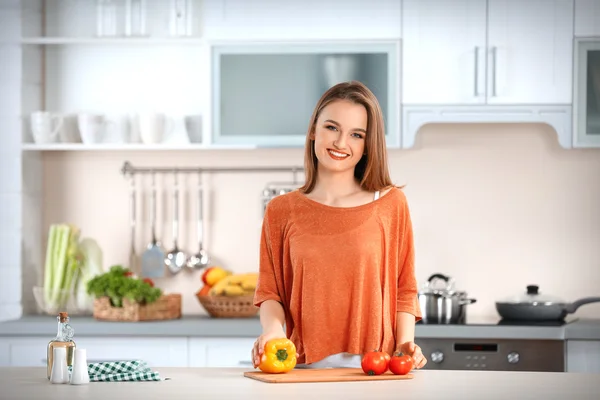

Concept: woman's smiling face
[[311, 99, 368, 174]]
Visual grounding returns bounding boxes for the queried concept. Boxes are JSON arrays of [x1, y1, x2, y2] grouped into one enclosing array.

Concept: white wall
[[34, 124, 600, 319]]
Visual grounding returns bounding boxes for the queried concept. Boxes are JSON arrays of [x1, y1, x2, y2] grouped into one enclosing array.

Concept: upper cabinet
[[486, 0, 573, 105], [402, 0, 487, 105], [203, 0, 402, 41], [210, 41, 401, 147], [402, 0, 573, 105], [401, 0, 576, 149]]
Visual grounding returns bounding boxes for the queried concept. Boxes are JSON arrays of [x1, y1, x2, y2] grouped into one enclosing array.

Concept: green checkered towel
[[69, 360, 166, 382]]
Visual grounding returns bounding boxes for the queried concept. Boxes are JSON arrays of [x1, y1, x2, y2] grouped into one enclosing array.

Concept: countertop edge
[[1, 316, 599, 340]]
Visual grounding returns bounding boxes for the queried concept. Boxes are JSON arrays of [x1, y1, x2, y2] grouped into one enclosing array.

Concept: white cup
[[138, 112, 174, 144], [59, 114, 82, 143], [104, 114, 131, 143], [78, 113, 110, 144], [30, 111, 63, 144], [185, 115, 202, 143]]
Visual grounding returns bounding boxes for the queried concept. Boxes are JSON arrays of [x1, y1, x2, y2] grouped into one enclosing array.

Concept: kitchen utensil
[[128, 174, 137, 272], [261, 179, 300, 216], [418, 273, 477, 324], [164, 172, 186, 274], [187, 173, 210, 271], [244, 368, 413, 384], [141, 172, 165, 278], [495, 285, 600, 321]]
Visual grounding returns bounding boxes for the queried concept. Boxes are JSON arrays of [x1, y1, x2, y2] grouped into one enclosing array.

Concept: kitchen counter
[[0, 367, 598, 400], [1, 315, 599, 340]]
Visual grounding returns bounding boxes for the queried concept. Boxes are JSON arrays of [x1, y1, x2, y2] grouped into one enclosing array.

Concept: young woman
[[251, 81, 427, 370]]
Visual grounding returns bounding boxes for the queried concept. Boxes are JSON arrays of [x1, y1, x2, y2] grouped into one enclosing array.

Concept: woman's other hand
[[251, 327, 287, 368], [399, 341, 428, 369]]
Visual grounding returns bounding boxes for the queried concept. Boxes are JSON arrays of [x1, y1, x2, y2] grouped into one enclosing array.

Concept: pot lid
[[419, 273, 460, 295], [498, 285, 565, 305]]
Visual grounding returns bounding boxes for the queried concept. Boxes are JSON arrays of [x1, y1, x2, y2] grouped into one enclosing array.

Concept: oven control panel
[[417, 338, 564, 372]]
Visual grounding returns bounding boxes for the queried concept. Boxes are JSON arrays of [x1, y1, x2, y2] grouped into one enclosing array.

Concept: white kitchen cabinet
[[204, 0, 402, 41], [574, 0, 600, 37], [211, 40, 401, 147], [486, 0, 573, 105], [566, 340, 600, 373], [402, 0, 573, 106], [573, 39, 600, 147], [402, 0, 487, 105], [189, 338, 255, 368], [0, 336, 189, 367]]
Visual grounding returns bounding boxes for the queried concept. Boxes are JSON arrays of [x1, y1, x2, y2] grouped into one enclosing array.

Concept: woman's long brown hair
[[299, 81, 396, 194]]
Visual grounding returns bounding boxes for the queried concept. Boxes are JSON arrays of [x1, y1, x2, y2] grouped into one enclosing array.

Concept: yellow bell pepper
[[258, 338, 297, 374]]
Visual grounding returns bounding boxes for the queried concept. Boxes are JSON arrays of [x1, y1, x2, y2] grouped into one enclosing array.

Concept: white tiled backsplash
[[10, 123, 599, 319]]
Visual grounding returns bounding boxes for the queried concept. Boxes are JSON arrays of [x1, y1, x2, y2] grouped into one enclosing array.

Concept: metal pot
[[418, 274, 477, 324], [495, 285, 600, 321]]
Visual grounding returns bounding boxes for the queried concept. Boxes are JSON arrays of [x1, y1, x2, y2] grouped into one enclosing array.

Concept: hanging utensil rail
[[121, 161, 304, 178]]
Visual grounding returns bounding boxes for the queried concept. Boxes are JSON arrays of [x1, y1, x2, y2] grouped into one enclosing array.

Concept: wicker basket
[[196, 294, 259, 318], [93, 294, 182, 322]]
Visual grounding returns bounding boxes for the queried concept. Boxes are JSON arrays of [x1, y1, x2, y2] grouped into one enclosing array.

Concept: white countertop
[[1, 367, 599, 400]]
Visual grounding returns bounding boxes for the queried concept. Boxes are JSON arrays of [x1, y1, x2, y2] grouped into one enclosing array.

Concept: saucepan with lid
[[495, 285, 600, 321], [418, 273, 477, 324]]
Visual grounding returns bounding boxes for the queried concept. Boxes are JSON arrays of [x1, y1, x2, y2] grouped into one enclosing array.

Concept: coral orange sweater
[[253, 187, 422, 365]]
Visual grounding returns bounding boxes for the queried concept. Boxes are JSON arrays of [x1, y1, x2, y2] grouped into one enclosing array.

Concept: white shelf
[[21, 143, 258, 151], [19, 37, 205, 45]]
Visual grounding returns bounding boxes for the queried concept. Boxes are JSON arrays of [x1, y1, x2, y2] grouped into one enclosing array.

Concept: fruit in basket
[[209, 273, 259, 296], [258, 338, 297, 374], [201, 267, 230, 286], [196, 285, 211, 296]]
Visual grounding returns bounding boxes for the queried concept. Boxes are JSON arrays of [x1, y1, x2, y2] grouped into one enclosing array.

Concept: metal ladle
[[187, 172, 210, 271], [165, 171, 186, 274]]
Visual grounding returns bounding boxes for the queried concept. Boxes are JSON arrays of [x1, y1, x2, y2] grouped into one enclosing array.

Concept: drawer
[[0, 336, 188, 367], [189, 338, 255, 368]]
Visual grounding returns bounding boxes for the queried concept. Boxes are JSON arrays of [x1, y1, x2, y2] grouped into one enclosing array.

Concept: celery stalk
[[51, 225, 70, 305], [43, 225, 58, 305]]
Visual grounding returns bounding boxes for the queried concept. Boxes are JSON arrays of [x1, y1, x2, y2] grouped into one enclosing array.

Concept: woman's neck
[[311, 168, 363, 201]]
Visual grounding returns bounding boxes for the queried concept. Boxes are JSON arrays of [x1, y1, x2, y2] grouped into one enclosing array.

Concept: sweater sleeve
[[396, 195, 423, 321], [253, 204, 284, 308]]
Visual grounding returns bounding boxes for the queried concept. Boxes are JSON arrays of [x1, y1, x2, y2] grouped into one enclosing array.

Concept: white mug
[[185, 115, 202, 144], [78, 113, 110, 144], [30, 111, 63, 144], [59, 114, 82, 143], [138, 112, 174, 144]]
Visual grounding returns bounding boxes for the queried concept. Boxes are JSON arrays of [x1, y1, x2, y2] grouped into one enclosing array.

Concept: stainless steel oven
[[417, 338, 565, 372]]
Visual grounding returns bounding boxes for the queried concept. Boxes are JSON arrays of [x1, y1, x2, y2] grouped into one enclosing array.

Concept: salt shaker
[[50, 347, 69, 384], [70, 349, 90, 385]]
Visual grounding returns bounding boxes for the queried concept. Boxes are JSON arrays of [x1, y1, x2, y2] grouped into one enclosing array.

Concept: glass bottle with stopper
[[47, 312, 76, 380]]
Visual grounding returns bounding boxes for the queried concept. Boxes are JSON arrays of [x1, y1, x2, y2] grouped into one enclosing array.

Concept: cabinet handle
[[474, 46, 479, 97], [238, 361, 253, 366], [491, 46, 497, 97]]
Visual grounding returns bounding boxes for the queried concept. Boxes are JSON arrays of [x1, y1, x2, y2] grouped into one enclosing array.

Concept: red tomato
[[143, 278, 154, 287], [361, 350, 389, 376], [124, 271, 134, 277], [389, 353, 413, 375]]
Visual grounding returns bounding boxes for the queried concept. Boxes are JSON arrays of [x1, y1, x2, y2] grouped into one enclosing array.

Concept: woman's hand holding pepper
[[251, 326, 287, 368]]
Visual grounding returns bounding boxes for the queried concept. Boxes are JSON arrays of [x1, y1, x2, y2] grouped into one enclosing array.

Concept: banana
[[222, 285, 245, 296], [208, 272, 260, 296]]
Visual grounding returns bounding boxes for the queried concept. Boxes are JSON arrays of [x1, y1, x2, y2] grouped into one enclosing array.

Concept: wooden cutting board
[[244, 368, 414, 383]]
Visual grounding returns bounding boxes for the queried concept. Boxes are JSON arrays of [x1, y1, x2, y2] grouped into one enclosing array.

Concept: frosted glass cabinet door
[[574, 40, 600, 147], [402, 0, 487, 105], [211, 42, 400, 148]]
